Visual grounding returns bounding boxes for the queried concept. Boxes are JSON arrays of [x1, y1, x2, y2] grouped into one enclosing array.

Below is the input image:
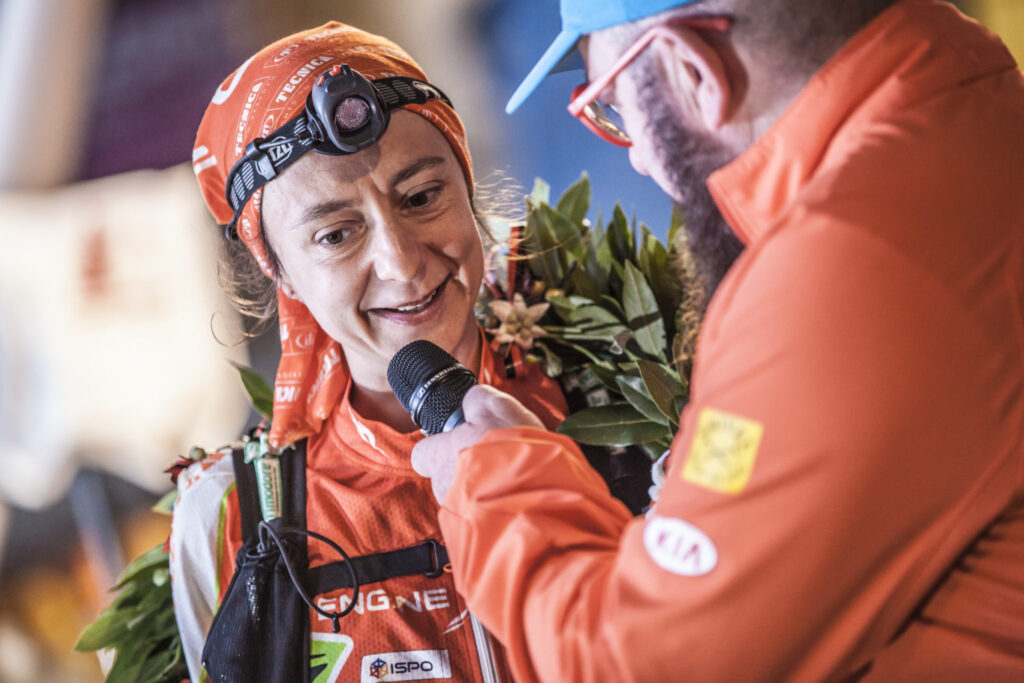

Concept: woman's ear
[[278, 274, 301, 303], [650, 26, 732, 131]]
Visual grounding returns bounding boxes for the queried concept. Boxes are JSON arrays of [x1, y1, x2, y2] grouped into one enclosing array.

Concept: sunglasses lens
[[583, 101, 630, 144]]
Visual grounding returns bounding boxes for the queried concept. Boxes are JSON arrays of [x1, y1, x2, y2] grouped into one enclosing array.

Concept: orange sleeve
[[439, 218, 1023, 681]]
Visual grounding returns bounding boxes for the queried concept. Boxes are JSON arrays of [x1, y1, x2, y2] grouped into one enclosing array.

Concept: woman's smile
[[368, 274, 452, 325]]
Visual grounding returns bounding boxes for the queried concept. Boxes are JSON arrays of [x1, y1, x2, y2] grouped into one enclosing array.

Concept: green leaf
[[674, 395, 689, 418], [584, 227, 610, 296], [137, 643, 180, 683], [525, 204, 564, 285], [545, 293, 591, 317], [638, 225, 650, 278], [567, 263, 599, 300], [557, 403, 669, 446], [115, 543, 169, 588], [556, 172, 590, 225], [567, 303, 627, 335], [230, 361, 273, 419], [529, 177, 550, 207], [75, 606, 135, 651], [621, 261, 667, 359], [105, 637, 149, 683], [583, 363, 623, 392], [638, 442, 672, 461], [155, 635, 186, 681], [594, 224, 614, 274], [668, 203, 685, 249], [534, 341, 563, 378], [671, 332, 689, 382], [636, 359, 685, 425], [151, 489, 177, 516], [616, 376, 671, 426], [607, 204, 634, 265], [538, 203, 585, 263]]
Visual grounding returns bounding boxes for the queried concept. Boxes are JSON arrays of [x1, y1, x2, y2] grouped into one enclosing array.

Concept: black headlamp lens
[[335, 96, 371, 132]]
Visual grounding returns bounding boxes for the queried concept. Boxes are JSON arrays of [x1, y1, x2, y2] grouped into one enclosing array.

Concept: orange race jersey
[[170, 338, 567, 683], [440, 1, 1024, 681]]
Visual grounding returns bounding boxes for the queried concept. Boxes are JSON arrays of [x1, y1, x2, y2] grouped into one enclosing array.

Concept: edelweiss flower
[[488, 293, 549, 350]]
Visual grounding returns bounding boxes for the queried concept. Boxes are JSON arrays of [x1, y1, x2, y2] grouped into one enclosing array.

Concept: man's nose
[[628, 144, 651, 177]]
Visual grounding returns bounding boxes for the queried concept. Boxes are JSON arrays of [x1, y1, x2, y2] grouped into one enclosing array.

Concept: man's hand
[[411, 384, 545, 504]]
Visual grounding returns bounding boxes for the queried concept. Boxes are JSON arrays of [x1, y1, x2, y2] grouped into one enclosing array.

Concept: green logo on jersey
[[310, 632, 354, 683]]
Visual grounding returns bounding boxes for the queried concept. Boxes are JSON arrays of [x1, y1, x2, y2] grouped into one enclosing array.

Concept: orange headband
[[193, 22, 474, 447]]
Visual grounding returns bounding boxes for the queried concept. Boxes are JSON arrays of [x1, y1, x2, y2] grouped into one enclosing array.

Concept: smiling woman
[[167, 22, 568, 683], [261, 113, 484, 431]]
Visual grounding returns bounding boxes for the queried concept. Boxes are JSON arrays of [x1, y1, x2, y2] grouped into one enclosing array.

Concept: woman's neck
[[349, 383, 418, 432]]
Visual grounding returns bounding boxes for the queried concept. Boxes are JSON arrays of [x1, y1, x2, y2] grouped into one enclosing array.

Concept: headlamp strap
[[224, 115, 316, 238], [370, 76, 453, 109], [222, 75, 453, 240]]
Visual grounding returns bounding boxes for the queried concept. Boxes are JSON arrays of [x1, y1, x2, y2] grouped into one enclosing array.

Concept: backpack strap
[[231, 436, 445, 595], [308, 539, 449, 593], [230, 437, 308, 546], [231, 445, 261, 545]]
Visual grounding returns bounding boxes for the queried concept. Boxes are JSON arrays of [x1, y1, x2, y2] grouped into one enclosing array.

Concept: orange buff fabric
[[191, 22, 474, 448]]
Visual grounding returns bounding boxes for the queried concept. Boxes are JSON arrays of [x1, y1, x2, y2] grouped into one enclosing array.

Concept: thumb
[[410, 435, 445, 478], [460, 384, 508, 424], [461, 384, 545, 430]]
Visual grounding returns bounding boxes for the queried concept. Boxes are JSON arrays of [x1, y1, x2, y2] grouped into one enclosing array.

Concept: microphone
[[387, 340, 478, 434]]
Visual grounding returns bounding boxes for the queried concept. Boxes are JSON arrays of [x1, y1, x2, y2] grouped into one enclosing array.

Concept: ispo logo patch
[[360, 649, 451, 682]]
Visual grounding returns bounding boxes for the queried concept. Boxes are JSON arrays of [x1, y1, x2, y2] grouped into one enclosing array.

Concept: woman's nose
[[369, 216, 426, 282]]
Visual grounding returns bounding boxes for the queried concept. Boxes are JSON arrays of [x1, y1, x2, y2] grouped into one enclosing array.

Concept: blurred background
[[0, 0, 1019, 680]]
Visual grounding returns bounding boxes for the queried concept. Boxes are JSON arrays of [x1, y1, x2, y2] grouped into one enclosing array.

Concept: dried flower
[[488, 293, 550, 350]]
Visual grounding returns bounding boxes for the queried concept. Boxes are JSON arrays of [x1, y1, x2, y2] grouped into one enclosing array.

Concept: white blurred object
[[0, 617, 42, 683], [0, 0, 110, 188], [0, 164, 251, 509]]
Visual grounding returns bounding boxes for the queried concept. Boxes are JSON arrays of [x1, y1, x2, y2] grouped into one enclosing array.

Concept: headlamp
[[223, 64, 453, 239]]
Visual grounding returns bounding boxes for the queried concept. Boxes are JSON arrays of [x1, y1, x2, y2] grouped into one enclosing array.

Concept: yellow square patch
[[682, 408, 764, 494]]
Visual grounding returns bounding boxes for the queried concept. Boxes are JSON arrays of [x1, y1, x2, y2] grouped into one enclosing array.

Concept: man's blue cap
[[505, 0, 700, 114]]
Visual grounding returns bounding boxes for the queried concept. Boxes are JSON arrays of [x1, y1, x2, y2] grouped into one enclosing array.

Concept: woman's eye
[[317, 227, 352, 246], [405, 186, 440, 209]]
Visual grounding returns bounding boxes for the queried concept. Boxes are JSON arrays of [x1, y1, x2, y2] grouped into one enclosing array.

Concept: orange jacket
[[171, 338, 566, 682], [440, 2, 1024, 680]]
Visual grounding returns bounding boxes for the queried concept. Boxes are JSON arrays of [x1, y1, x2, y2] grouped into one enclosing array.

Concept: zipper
[[469, 612, 500, 683]]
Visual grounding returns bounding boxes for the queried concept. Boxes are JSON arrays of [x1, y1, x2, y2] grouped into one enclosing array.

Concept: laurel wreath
[[480, 173, 699, 460]]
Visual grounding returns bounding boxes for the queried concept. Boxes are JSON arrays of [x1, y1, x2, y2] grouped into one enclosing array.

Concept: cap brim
[[505, 29, 582, 114]]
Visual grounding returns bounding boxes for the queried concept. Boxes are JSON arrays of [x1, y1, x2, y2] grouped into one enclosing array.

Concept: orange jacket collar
[[708, 0, 1017, 246]]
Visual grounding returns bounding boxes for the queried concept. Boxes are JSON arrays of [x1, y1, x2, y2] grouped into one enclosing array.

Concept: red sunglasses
[[568, 16, 733, 147]]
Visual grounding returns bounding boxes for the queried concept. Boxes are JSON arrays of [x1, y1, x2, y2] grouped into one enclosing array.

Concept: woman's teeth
[[389, 281, 443, 313]]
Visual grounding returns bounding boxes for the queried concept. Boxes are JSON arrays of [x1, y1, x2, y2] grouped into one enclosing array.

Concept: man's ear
[[650, 27, 731, 130]]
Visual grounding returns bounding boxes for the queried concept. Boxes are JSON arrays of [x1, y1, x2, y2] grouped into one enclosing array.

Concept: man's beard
[[637, 75, 746, 311]]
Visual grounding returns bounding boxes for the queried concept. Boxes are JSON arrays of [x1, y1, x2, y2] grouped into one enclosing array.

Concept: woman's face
[[261, 110, 483, 391]]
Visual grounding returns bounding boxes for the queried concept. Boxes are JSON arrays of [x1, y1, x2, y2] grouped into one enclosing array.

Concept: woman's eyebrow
[[293, 156, 447, 228], [295, 199, 355, 228], [389, 156, 446, 188]]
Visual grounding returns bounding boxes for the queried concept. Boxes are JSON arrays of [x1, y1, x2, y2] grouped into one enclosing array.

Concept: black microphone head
[[387, 340, 478, 434]]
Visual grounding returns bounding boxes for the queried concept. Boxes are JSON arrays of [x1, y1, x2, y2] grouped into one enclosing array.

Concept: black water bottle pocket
[[202, 532, 311, 682]]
